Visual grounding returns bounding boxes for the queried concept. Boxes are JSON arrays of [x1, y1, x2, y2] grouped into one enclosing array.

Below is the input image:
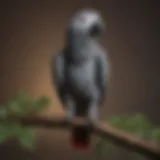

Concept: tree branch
[[3, 115, 160, 159]]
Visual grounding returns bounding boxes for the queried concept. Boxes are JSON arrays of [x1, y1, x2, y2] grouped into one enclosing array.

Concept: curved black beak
[[89, 21, 104, 37]]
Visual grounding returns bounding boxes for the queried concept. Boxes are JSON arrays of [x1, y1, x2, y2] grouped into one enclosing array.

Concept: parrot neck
[[65, 32, 94, 64]]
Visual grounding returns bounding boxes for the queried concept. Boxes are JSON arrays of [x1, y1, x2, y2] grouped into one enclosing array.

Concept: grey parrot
[[52, 9, 109, 150]]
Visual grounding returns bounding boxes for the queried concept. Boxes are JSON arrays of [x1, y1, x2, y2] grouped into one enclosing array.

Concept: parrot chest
[[66, 60, 96, 97]]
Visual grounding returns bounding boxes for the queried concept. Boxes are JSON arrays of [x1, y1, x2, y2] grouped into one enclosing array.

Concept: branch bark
[[3, 115, 160, 159]]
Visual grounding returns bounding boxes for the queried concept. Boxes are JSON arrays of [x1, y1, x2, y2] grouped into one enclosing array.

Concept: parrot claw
[[88, 115, 98, 126], [66, 115, 73, 124], [88, 119, 97, 126], [88, 105, 98, 126]]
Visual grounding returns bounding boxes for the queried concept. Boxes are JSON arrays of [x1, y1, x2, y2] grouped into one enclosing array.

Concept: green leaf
[[31, 96, 50, 111], [15, 93, 32, 112], [0, 122, 11, 143], [0, 122, 24, 143], [18, 127, 35, 149], [8, 101, 23, 115], [0, 121, 35, 149], [150, 128, 160, 142], [133, 152, 146, 160], [0, 107, 9, 119], [107, 116, 122, 128], [6, 92, 33, 115], [6, 92, 51, 115], [8, 123, 24, 137]]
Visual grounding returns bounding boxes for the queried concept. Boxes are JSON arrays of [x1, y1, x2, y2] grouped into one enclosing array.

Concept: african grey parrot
[[52, 9, 109, 150]]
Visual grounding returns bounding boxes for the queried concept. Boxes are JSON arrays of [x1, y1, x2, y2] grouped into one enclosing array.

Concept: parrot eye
[[89, 23, 103, 37]]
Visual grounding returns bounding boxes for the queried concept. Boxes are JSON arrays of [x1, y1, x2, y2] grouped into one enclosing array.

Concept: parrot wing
[[95, 50, 109, 105], [52, 51, 67, 106]]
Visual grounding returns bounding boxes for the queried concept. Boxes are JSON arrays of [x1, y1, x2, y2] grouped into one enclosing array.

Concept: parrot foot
[[88, 118, 98, 127], [65, 96, 75, 125], [88, 105, 99, 126], [66, 114, 73, 124], [88, 114, 98, 126]]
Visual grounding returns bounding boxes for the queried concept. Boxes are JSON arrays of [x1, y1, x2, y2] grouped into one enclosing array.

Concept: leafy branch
[[0, 92, 159, 159], [94, 114, 160, 159], [0, 92, 50, 149]]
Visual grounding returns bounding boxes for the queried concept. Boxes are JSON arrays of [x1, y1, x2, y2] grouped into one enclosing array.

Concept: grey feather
[[52, 52, 66, 105], [95, 48, 109, 105]]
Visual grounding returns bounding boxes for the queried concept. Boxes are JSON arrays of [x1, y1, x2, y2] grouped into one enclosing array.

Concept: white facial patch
[[70, 9, 102, 31]]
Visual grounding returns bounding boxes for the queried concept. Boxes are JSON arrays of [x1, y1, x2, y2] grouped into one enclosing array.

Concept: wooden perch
[[3, 115, 160, 159]]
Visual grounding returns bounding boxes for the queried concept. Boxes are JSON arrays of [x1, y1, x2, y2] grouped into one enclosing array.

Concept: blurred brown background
[[0, 0, 159, 160]]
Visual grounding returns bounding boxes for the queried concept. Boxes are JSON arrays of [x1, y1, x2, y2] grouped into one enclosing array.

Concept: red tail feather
[[70, 126, 91, 151]]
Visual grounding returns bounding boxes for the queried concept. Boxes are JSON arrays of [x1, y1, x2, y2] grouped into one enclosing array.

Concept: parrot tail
[[70, 126, 91, 150]]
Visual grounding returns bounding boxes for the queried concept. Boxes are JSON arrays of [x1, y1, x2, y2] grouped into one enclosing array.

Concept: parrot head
[[65, 9, 105, 60], [67, 8, 105, 39]]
